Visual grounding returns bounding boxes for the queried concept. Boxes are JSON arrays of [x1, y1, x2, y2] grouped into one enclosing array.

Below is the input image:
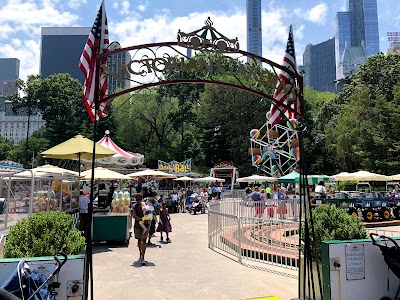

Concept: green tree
[[0, 135, 14, 160], [325, 54, 400, 174], [301, 88, 337, 174], [111, 90, 180, 167]]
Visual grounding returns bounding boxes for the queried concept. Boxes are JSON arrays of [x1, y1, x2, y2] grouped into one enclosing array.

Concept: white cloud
[[121, 0, 130, 15], [0, 0, 78, 38], [138, 4, 147, 12], [2, 39, 40, 82], [110, 8, 292, 69], [0, 0, 78, 81], [306, 3, 328, 24], [67, 0, 87, 10]]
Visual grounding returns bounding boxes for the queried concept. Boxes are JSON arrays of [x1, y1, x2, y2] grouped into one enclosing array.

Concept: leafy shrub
[[4, 211, 86, 258], [301, 205, 368, 259]]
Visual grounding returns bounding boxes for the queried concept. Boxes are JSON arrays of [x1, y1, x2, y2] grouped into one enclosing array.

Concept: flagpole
[[85, 1, 106, 298]]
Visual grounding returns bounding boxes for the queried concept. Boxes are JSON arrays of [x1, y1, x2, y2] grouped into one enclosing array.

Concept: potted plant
[[300, 204, 368, 300], [4, 210, 86, 258]]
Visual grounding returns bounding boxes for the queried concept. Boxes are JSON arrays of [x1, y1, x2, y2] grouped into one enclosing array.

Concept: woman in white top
[[314, 181, 327, 198]]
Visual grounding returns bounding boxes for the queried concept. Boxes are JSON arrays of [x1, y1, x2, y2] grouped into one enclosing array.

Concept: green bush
[[4, 211, 86, 258], [301, 205, 368, 259]]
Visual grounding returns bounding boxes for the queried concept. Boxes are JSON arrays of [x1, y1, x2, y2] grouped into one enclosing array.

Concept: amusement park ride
[[249, 114, 300, 177]]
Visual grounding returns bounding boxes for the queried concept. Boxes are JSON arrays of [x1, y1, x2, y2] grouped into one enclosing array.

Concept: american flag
[[78, 1, 109, 122], [269, 25, 299, 126]]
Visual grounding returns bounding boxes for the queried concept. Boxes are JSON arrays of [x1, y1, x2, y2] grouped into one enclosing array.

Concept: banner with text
[[158, 159, 191, 173]]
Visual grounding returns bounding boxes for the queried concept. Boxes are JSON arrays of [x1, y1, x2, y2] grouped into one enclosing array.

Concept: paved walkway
[[92, 212, 298, 300]]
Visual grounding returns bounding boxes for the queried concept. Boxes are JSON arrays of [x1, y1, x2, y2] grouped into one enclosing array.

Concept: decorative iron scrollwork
[[177, 17, 239, 52]]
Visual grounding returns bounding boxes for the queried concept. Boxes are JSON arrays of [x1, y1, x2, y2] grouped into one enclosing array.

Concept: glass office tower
[[335, 12, 351, 69], [363, 0, 380, 55], [246, 0, 262, 62], [40, 27, 91, 84], [0, 58, 20, 96], [303, 38, 336, 93]]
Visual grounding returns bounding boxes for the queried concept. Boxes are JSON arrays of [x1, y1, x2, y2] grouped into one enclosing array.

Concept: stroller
[[0, 253, 68, 300], [370, 233, 400, 300], [185, 193, 205, 215]]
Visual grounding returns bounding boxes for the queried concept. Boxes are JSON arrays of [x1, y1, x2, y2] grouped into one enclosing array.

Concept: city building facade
[[302, 38, 336, 93], [0, 97, 45, 145], [40, 27, 91, 84], [335, 0, 379, 80], [107, 42, 131, 94], [387, 42, 400, 54], [246, 0, 262, 63], [335, 12, 351, 71], [0, 58, 20, 97]]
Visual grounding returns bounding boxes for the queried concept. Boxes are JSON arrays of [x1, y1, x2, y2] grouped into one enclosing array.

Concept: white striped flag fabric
[[269, 25, 299, 126], [78, 1, 109, 122]]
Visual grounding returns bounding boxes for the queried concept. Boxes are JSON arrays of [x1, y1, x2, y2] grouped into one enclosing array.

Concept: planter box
[[0, 254, 86, 299]]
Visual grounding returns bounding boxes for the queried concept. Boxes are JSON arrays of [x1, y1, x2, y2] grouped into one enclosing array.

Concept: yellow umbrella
[[81, 167, 132, 180], [41, 134, 115, 160]]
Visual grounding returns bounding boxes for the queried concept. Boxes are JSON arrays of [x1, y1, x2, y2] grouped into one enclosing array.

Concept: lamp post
[[25, 108, 32, 165]]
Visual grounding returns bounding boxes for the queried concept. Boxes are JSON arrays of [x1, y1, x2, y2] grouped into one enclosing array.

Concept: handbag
[[156, 221, 162, 232]]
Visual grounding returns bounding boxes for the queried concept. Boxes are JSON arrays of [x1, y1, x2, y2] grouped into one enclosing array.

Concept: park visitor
[[131, 194, 149, 265], [78, 190, 90, 235], [157, 201, 172, 242]]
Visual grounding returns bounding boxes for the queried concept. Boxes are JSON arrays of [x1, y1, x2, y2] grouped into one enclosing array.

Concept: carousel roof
[[96, 131, 144, 166]]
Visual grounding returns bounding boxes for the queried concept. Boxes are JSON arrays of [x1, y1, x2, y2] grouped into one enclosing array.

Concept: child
[[139, 198, 155, 234], [157, 201, 172, 242]]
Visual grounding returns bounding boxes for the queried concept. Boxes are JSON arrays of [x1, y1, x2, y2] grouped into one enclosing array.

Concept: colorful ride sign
[[158, 159, 192, 173]]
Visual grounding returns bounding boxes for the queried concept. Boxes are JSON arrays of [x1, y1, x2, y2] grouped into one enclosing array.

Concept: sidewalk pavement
[[92, 212, 298, 300]]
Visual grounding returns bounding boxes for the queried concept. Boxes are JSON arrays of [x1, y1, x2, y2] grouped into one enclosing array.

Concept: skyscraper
[[0, 58, 20, 96], [363, 0, 380, 55], [246, 0, 262, 62], [107, 42, 131, 95], [302, 38, 336, 93], [335, 0, 379, 79], [40, 27, 91, 84]]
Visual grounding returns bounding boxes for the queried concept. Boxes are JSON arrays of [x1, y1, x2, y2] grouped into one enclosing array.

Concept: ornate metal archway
[[98, 17, 304, 117]]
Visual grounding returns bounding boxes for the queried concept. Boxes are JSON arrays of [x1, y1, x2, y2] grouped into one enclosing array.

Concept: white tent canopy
[[193, 176, 225, 183], [81, 167, 132, 180], [173, 176, 194, 181], [237, 174, 277, 183], [127, 169, 177, 179]]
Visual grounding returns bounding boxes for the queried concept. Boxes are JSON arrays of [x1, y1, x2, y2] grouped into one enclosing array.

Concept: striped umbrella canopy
[[96, 131, 144, 166]]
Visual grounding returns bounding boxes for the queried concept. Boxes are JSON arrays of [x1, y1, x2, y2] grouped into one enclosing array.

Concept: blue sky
[[1, 0, 399, 81]]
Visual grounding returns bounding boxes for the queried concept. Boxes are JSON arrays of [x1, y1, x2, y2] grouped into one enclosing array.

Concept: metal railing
[[366, 228, 400, 238], [0, 234, 6, 258], [208, 199, 299, 277], [212, 198, 301, 221]]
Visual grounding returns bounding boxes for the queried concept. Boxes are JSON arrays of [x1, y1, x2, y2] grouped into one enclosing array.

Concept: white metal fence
[[208, 200, 299, 277], [0, 234, 6, 258], [213, 198, 301, 221]]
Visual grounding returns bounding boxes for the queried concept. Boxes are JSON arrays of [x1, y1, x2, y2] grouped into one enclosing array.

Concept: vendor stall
[[2, 165, 80, 229], [81, 167, 132, 244]]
